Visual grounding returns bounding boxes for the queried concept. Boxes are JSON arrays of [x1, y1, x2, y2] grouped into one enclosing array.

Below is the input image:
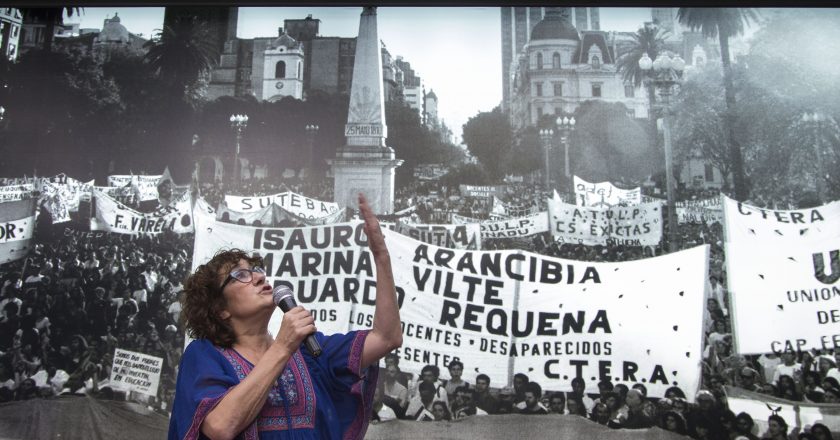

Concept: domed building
[[508, 8, 648, 131]]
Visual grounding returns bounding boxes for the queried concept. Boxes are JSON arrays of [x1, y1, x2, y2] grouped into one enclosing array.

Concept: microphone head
[[272, 285, 295, 309]]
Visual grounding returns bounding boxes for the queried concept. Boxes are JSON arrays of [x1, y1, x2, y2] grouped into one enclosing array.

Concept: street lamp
[[802, 112, 826, 202], [556, 116, 576, 180], [229, 114, 248, 184], [0, 106, 5, 121], [305, 124, 319, 173], [539, 127, 554, 190], [640, 51, 685, 253]]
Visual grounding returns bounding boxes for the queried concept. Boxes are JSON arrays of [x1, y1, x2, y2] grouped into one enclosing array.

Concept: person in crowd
[[808, 423, 833, 440], [378, 363, 408, 419], [687, 390, 724, 439], [512, 372, 529, 404], [776, 374, 802, 401], [443, 359, 469, 400], [168, 194, 403, 439], [764, 414, 790, 440], [547, 392, 565, 414], [431, 400, 451, 421], [590, 402, 611, 425], [734, 412, 760, 440], [473, 373, 498, 414], [406, 381, 438, 421], [451, 386, 486, 419], [615, 388, 655, 429], [494, 385, 515, 414], [566, 396, 587, 417], [568, 377, 596, 415], [516, 381, 548, 415], [759, 352, 783, 384], [773, 351, 803, 385], [661, 410, 688, 436], [383, 353, 410, 388], [412, 364, 449, 408]]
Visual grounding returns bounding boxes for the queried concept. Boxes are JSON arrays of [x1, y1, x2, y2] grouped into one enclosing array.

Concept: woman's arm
[[201, 307, 315, 439], [357, 193, 403, 370]]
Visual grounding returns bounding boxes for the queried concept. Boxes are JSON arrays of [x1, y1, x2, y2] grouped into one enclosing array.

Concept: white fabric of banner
[[573, 176, 641, 208], [191, 207, 708, 398], [477, 212, 549, 239], [547, 198, 663, 246], [91, 189, 194, 235], [0, 184, 36, 202], [393, 221, 481, 250], [224, 191, 340, 219], [107, 175, 162, 201], [676, 197, 723, 224], [723, 195, 840, 354]]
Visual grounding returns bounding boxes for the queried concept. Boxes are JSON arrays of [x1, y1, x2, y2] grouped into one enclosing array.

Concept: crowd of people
[[0, 172, 837, 439]]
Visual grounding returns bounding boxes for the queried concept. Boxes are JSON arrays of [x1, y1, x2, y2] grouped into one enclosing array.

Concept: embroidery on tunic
[[218, 347, 316, 430]]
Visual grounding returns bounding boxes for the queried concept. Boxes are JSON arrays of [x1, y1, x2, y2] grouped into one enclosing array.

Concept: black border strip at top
[[4, 1, 835, 8]]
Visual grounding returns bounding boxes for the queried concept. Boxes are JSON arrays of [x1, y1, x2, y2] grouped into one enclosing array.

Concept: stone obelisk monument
[[329, 7, 402, 214]]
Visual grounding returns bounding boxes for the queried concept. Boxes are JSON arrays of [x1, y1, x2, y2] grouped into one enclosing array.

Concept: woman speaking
[[168, 194, 402, 440]]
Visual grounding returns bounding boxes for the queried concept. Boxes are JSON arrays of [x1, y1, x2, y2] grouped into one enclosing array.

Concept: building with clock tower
[[261, 28, 304, 101]]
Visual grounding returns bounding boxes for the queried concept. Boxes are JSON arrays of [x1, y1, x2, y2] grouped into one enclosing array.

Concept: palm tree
[[677, 8, 759, 202], [616, 24, 669, 172], [143, 15, 219, 172], [20, 7, 83, 52], [144, 15, 218, 106]]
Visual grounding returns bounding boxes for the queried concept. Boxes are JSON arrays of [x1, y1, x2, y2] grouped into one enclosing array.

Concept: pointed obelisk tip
[[362, 6, 377, 16]]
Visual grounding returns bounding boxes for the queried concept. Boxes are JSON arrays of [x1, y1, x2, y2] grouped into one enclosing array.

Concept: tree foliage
[[461, 107, 512, 180], [677, 7, 760, 201]]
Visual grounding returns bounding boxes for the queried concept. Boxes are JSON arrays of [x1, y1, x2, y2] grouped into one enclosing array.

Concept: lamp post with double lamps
[[230, 114, 248, 184], [556, 116, 576, 182], [639, 51, 685, 252], [539, 127, 554, 190]]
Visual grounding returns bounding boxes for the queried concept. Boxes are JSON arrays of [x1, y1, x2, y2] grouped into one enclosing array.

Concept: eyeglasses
[[220, 266, 266, 291]]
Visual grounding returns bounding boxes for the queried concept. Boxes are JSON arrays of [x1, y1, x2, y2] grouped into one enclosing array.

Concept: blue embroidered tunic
[[168, 330, 377, 440]]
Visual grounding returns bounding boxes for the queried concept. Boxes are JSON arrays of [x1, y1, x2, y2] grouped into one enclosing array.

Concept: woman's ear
[[219, 310, 231, 320]]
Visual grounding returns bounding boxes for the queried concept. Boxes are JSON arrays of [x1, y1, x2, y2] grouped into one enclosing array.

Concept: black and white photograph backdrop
[[0, 4, 839, 439]]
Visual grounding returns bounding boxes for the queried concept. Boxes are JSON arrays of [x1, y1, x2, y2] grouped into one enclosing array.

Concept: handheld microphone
[[272, 285, 322, 357]]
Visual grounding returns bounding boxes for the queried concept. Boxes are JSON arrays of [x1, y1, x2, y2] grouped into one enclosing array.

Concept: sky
[[67, 7, 683, 143]]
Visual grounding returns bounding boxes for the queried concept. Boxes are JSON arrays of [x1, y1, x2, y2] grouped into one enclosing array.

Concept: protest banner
[[451, 213, 485, 224], [40, 181, 71, 223], [44, 174, 94, 209], [217, 200, 276, 226], [676, 197, 723, 224], [0, 198, 37, 264], [722, 195, 840, 243], [109, 348, 163, 397], [108, 175, 162, 201], [91, 188, 193, 235], [574, 176, 641, 208], [224, 191, 340, 220], [489, 196, 540, 220], [726, 386, 840, 436], [392, 221, 481, 250], [548, 198, 663, 246], [478, 212, 549, 239], [0, 183, 35, 202], [723, 196, 840, 354], [459, 184, 505, 199], [192, 207, 707, 398], [275, 204, 347, 226]]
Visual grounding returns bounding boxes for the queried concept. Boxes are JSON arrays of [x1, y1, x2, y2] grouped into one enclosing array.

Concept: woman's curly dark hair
[[180, 249, 263, 348]]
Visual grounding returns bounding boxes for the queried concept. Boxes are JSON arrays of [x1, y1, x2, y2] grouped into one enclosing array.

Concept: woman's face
[[432, 404, 446, 420], [768, 420, 783, 436], [218, 259, 273, 321], [665, 416, 679, 431]]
